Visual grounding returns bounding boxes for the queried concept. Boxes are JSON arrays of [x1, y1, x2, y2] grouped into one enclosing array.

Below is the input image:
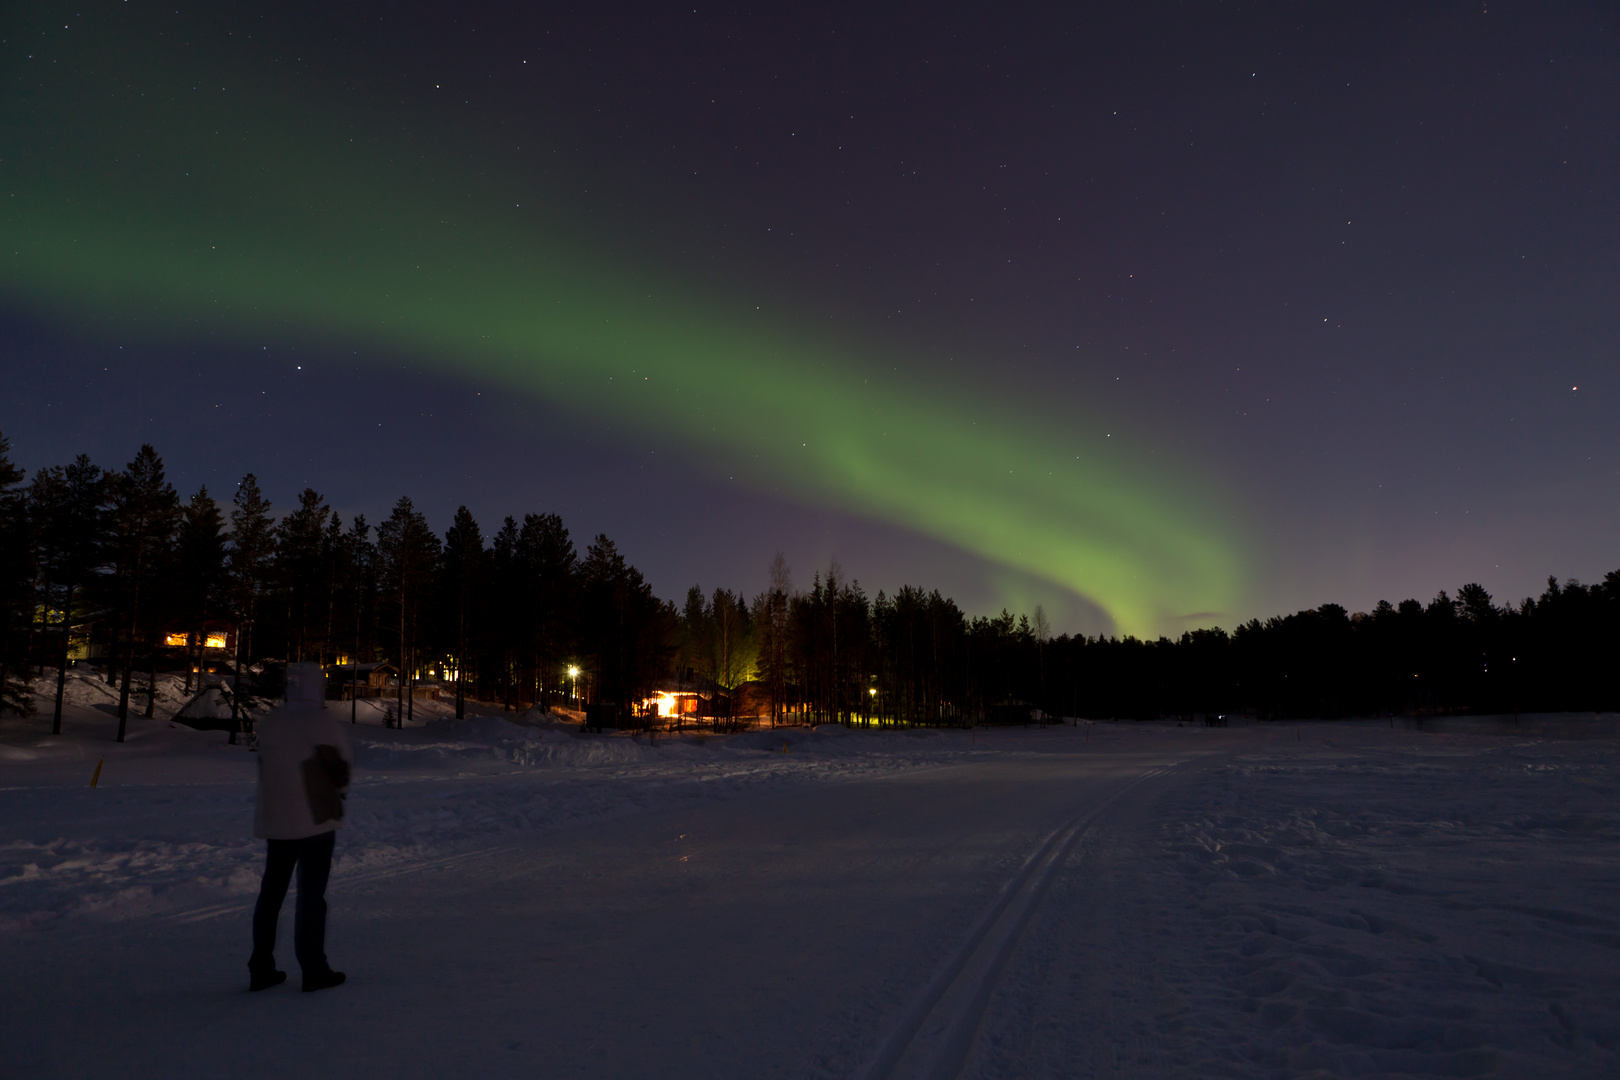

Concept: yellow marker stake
[[90, 758, 104, 788]]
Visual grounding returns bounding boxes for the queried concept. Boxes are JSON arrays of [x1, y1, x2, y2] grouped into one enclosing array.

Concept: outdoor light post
[[567, 665, 580, 709]]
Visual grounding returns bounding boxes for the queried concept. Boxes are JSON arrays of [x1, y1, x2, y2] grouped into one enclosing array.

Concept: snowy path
[[1, 715, 1187, 1078], [971, 726, 1620, 1078], [856, 766, 1171, 1080], [4, 715, 1618, 1078]]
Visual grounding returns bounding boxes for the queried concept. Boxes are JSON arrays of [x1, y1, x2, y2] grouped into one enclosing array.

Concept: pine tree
[[578, 534, 674, 727], [709, 587, 755, 725], [0, 432, 32, 721], [680, 584, 710, 719], [518, 513, 576, 712], [320, 510, 343, 669], [440, 506, 484, 719], [273, 488, 331, 663], [24, 466, 67, 685], [489, 516, 520, 710], [377, 497, 440, 726], [334, 514, 375, 722], [37, 456, 106, 733], [227, 475, 275, 735], [174, 487, 227, 693], [107, 445, 179, 740], [752, 554, 793, 726]]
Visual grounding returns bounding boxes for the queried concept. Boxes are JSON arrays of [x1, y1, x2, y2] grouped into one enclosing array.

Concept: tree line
[[0, 432, 1615, 735]]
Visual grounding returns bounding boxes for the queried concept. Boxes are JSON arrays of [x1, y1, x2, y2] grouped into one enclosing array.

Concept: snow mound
[[175, 687, 234, 724]]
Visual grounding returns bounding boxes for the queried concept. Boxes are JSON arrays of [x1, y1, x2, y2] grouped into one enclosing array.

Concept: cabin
[[324, 662, 400, 699], [640, 687, 707, 719]]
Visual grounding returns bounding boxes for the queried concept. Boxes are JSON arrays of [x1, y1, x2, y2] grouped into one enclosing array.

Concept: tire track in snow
[[852, 766, 1169, 1080]]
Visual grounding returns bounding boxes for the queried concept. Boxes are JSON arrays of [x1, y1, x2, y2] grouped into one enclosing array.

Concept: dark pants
[[249, 831, 336, 978]]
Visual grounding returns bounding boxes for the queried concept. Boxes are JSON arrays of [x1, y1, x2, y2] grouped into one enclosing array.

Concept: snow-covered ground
[[2, 681, 1616, 1078], [977, 722, 1620, 1078]]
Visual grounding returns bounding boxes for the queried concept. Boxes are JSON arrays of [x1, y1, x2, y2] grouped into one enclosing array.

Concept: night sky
[[2, 2, 1615, 636]]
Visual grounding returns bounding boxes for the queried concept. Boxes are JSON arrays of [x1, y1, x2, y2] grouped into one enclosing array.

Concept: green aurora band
[[0, 16, 1241, 636]]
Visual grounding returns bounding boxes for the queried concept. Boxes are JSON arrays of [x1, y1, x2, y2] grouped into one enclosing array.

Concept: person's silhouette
[[247, 662, 352, 992]]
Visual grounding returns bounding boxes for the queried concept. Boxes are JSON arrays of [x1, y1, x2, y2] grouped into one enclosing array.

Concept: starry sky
[[2, 1, 1616, 636]]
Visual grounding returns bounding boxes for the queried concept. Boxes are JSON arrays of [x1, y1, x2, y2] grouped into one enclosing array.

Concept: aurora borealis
[[3, 3, 1616, 630], [0, 5, 1238, 636]]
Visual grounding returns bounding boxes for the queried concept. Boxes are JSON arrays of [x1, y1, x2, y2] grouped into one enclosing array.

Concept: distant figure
[[247, 662, 352, 993]]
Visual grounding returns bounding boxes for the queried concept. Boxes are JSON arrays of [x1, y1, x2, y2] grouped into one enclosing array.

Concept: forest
[[1, 434, 1616, 734]]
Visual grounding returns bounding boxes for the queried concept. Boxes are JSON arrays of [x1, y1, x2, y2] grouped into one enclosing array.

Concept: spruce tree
[[273, 488, 331, 663], [42, 456, 106, 733], [24, 466, 67, 686], [518, 513, 576, 712], [107, 446, 179, 740], [0, 432, 31, 721], [334, 514, 375, 722], [578, 534, 673, 726], [489, 516, 520, 710], [175, 487, 227, 693], [441, 506, 484, 719], [227, 475, 275, 735], [377, 497, 440, 725]]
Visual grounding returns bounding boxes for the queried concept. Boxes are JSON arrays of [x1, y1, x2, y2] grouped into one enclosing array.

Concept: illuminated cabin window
[[164, 632, 229, 649], [640, 691, 704, 717]]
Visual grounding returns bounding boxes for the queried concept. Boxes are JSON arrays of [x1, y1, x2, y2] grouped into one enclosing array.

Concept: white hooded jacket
[[253, 663, 354, 840]]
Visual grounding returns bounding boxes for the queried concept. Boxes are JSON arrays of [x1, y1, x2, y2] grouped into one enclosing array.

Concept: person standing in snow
[[247, 662, 352, 993]]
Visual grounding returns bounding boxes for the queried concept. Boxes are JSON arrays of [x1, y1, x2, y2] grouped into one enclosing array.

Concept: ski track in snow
[[970, 727, 1620, 1079], [856, 767, 1171, 1080], [3, 693, 1618, 1078]]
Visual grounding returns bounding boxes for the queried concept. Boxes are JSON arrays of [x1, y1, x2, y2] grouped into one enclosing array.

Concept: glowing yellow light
[[567, 665, 580, 679], [166, 631, 229, 648]]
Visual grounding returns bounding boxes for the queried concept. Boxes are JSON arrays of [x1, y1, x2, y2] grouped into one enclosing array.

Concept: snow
[[974, 723, 1620, 1079], [2, 687, 1616, 1078]]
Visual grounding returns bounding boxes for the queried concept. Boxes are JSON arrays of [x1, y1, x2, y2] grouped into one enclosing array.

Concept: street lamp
[[567, 665, 580, 708]]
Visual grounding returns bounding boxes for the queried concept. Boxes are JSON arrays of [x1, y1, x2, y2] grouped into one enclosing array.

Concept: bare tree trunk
[[0, 616, 14, 731], [351, 611, 359, 725], [34, 570, 51, 678], [228, 628, 241, 743], [116, 655, 133, 742], [455, 611, 465, 719], [396, 592, 407, 728], [116, 593, 139, 741], [325, 562, 337, 669], [229, 606, 252, 745], [144, 642, 157, 718], [193, 626, 205, 693], [541, 637, 554, 712], [53, 585, 72, 736]]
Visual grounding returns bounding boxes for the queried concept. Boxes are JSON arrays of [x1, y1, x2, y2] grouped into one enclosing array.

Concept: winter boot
[[249, 967, 287, 992], [302, 970, 346, 993]]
